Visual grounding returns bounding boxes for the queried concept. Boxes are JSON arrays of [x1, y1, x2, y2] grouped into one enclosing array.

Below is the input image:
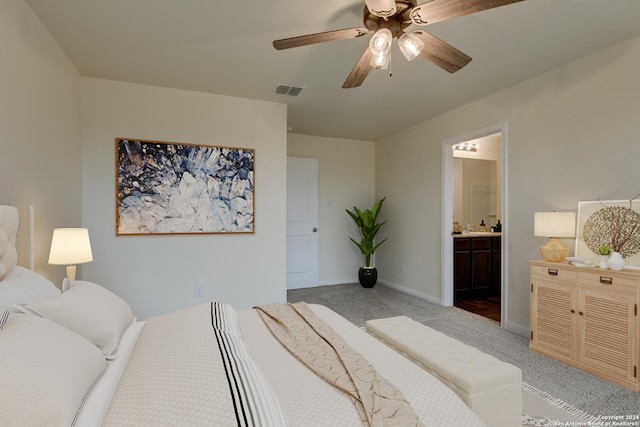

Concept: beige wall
[[0, 0, 82, 284], [81, 78, 288, 319], [376, 34, 640, 333], [288, 134, 376, 284]]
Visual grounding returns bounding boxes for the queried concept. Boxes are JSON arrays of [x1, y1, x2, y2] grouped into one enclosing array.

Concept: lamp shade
[[370, 50, 390, 70], [48, 228, 93, 265], [534, 212, 576, 238], [369, 28, 392, 56], [398, 32, 424, 61]]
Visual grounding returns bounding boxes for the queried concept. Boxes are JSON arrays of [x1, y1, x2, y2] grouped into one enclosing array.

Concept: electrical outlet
[[194, 285, 204, 298]]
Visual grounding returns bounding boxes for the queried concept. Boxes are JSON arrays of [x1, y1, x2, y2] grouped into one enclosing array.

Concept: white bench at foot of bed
[[366, 316, 522, 427]]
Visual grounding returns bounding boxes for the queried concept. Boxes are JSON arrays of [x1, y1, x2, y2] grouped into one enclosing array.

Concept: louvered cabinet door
[[577, 272, 639, 390], [531, 261, 640, 392], [530, 278, 577, 359]]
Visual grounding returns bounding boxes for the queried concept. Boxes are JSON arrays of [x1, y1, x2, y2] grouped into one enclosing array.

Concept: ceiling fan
[[273, 0, 525, 88]]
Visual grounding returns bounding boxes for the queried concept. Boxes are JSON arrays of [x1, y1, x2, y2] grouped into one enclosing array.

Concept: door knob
[[313, 227, 318, 232]]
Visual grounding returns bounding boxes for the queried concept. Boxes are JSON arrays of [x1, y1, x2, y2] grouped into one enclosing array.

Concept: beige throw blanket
[[255, 302, 424, 427]]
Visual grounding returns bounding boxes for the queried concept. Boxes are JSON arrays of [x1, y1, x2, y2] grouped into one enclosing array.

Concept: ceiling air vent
[[275, 84, 304, 96]]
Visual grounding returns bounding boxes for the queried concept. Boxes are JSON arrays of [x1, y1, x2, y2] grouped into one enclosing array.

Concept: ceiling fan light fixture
[[398, 32, 424, 61], [369, 28, 392, 56], [364, 0, 397, 18], [370, 51, 390, 70]]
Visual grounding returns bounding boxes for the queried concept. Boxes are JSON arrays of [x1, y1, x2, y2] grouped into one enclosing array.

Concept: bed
[[0, 205, 486, 427]]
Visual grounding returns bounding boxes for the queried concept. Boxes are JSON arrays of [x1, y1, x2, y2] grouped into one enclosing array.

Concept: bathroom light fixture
[[48, 228, 93, 281], [453, 142, 478, 152], [534, 212, 576, 262]]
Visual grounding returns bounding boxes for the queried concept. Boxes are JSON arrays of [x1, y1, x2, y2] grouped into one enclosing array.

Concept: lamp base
[[539, 237, 569, 262], [66, 265, 77, 281]]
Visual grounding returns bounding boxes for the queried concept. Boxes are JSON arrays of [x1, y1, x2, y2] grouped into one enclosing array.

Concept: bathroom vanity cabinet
[[453, 235, 501, 299]]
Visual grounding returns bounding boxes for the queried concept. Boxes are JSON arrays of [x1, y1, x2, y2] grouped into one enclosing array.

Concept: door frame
[[441, 122, 508, 327]]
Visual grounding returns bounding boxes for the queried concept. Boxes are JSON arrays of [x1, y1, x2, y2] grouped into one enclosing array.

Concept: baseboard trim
[[315, 279, 358, 287], [505, 320, 530, 337], [378, 280, 442, 305]]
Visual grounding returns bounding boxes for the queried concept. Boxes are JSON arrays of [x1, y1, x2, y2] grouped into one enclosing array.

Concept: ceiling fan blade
[[364, 0, 397, 18], [342, 49, 374, 89], [411, 0, 525, 26], [412, 30, 472, 73], [273, 27, 370, 50]]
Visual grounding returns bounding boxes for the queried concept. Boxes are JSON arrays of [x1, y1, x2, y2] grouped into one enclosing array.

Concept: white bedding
[[101, 302, 288, 427], [74, 320, 145, 427], [238, 304, 486, 427], [85, 303, 485, 427], [3, 295, 486, 426]]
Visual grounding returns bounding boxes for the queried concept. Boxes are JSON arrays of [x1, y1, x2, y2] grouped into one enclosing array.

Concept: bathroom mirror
[[453, 158, 498, 228]]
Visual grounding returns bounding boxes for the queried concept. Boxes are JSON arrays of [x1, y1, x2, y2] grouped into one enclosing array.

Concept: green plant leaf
[[346, 198, 388, 267]]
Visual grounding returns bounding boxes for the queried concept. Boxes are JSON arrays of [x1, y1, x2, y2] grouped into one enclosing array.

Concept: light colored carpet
[[288, 283, 640, 420]]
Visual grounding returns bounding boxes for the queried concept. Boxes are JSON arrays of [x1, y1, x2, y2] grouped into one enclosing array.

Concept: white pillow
[[0, 311, 107, 427], [24, 280, 134, 359], [0, 266, 60, 307]]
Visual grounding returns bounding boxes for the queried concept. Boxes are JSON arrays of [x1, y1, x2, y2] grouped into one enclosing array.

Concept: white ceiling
[[25, 0, 640, 141]]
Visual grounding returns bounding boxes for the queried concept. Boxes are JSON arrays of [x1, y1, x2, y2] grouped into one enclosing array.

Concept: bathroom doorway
[[442, 124, 507, 326]]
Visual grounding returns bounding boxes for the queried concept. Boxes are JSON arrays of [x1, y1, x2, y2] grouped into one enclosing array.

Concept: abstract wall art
[[116, 138, 255, 235]]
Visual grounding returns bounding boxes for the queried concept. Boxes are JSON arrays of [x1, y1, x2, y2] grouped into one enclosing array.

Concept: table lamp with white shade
[[534, 212, 576, 262], [48, 228, 93, 281]]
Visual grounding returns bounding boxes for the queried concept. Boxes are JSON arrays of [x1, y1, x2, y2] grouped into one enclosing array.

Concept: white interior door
[[287, 157, 318, 289]]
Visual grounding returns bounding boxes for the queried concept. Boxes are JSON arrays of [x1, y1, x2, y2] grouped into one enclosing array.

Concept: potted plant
[[597, 244, 611, 270], [346, 197, 388, 288]]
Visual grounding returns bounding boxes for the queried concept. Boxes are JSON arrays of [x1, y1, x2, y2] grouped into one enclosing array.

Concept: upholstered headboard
[[16, 206, 34, 270], [0, 205, 34, 272]]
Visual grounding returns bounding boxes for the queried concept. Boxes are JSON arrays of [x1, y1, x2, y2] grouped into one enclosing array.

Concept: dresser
[[530, 260, 639, 392]]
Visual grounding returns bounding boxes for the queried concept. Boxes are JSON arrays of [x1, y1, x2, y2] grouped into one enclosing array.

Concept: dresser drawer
[[578, 271, 637, 293], [532, 264, 576, 282]]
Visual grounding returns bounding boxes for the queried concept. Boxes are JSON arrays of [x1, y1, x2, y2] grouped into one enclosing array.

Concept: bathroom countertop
[[453, 232, 502, 238]]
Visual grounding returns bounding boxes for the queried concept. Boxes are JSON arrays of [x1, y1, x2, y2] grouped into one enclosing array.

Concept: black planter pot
[[358, 267, 378, 288]]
